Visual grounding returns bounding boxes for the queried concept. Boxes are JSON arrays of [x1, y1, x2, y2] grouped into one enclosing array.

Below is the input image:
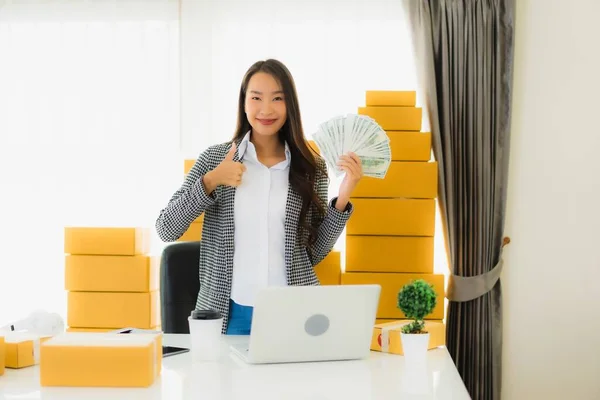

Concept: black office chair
[[159, 241, 201, 334]]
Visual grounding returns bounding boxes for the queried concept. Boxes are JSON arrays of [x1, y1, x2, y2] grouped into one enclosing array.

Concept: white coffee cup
[[188, 309, 223, 362]]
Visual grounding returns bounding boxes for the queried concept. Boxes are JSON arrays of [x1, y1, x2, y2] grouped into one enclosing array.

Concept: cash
[[312, 114, 391, 179]]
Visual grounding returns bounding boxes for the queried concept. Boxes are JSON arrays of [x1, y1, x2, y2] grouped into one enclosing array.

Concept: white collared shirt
[[230, 131, 291, 306]]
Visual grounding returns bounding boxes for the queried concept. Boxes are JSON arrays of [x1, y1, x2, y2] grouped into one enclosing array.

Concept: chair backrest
[[159, 241, 201, 333]]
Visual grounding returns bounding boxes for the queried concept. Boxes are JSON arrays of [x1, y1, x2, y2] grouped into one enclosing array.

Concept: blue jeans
[[225, 299, 253, 335]]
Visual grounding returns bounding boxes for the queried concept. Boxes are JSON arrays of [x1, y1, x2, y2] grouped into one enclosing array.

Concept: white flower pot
[[401, 332, 430, 366]]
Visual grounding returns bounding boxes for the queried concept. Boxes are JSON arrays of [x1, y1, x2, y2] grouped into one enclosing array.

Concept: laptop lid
[[245, 284, 381, 364]]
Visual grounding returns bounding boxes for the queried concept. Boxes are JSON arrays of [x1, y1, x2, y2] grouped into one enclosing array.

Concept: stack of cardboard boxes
[[64, 227, 160, 332], [340, 90, 446, 354]]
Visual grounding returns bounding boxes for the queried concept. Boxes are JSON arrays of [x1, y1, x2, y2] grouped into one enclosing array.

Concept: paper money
[[312, 114, 391, 179]]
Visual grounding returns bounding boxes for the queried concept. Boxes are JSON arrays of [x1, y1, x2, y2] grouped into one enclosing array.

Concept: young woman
[[155, 59, 363, 334]]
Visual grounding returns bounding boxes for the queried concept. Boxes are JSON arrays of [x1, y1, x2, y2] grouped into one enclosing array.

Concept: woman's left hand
[[335, 152, 363, 211]]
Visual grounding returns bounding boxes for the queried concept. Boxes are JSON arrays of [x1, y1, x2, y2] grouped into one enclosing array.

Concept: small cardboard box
[[341, 272, 445, 319], [352, 161, 438, 199], [66, 326, 161, 333], [64, 227, 150, 256], [371, 320, 446, 355], [346, 198, 435, 236], [388, 131, 431, 161], [314, 250, 341, 285], [3, 333, 51, 369], [65, 254, 158, 292], [358, 106, 422, 131], [40, 332, 162, 387], [0, 335, 5, 375], [365, 91, 417, 107], [345, 236, 434, 274], [178, 220, 203, 242], [67, 291, 159, 329]]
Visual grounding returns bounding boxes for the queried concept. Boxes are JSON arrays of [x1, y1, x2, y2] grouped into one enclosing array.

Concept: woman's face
[[244, 72, 287, 139]]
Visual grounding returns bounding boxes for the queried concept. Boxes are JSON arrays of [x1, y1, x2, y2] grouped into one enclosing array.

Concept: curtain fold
[[402, 1, 515, 399]]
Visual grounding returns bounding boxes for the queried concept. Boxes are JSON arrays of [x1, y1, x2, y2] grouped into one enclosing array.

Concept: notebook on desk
[[229, 284, 381, 364]]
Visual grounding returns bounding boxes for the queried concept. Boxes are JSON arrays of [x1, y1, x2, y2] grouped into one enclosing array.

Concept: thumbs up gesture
[[205, 142, 247, 189]]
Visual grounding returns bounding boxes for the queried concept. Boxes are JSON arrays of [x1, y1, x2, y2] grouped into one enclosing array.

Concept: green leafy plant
[[397, 279, 437, 334]]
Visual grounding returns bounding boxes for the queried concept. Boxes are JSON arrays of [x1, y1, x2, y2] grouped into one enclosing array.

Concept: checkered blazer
[[156, 139, 353, 333]]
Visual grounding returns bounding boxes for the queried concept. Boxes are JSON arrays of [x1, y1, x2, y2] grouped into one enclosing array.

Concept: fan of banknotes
[[312, 113, 391, 179]]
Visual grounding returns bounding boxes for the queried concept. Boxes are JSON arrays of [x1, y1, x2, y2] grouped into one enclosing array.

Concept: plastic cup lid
[[190, 309, 222, 320]]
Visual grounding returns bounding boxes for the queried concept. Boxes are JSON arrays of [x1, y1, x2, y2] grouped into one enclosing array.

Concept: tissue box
[[0, 336, 5, 375], [40, 332, 162, 387], [2, 333, 51, 369], [371, 320, 446, 355]]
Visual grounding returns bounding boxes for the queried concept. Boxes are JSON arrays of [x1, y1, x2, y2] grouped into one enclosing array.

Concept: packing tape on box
[[33, 338, 41, 364], [380, 322, 409, 352]]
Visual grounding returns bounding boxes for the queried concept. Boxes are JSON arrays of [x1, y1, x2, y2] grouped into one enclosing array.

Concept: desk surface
[[0, 334, 470, 399]]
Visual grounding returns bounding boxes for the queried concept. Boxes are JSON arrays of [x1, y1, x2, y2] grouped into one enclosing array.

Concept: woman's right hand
[[203, 142, 246, 194]]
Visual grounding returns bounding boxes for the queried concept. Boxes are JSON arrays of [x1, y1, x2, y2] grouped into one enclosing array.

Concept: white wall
[[503, 0, 600, 399]]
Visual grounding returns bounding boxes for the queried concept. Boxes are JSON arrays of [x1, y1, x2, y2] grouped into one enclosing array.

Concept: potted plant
[[397, 279, 437, 363]]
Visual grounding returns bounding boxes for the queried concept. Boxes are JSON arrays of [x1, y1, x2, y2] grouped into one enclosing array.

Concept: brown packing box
[[68, 291, 159, 329], [371, 320, 446, 355], [0, 336, 4, 375], [65, 255, 158, 292], [2, 333, 52, 369], [352, 161, 438, 199], [345, 236, 434, 274], [178, 220, 203, 242], [314, 250, 341, 285], [64, 227, 150, 256], [341, 272, 444, 319], [365, 91, 416, 107], [66, 326, 161, 333], [346, 198, 435, 236], [358, 106, 422, 131], [308, 140, 320, 154], [184, 159, 196, 175], [40, 332, 162, 387], [388, 131, 432, 161]]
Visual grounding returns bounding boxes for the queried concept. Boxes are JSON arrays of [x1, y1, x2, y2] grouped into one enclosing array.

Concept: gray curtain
[[402, 1, 515, 399]]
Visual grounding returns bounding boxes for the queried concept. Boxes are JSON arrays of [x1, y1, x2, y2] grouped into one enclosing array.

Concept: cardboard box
[[2, 333, 51, 369], [346, 198, 435, 236], [308, 140, 320, 155], [366, 91, 416, 107], [184, 159, 196, 175], [66, 326, 161, 333], [64, 227, 150, 256], [341, 272, 445, 319], [68, 291, 159, 329], [345, 236, 434, 274], [352, 161, 437, 199], [388, 131, 431, 161], [65, 255, 158, 292], [314, 250, 341, 285], [358, 106, 422, 131], [40, 332, 162, 387], [371, 320, 446, 355], [178, 220, 203, 242], [0, 336, 5, 375]]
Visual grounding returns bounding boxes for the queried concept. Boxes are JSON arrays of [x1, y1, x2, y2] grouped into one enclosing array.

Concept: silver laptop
[[229, 284, 381, 364]]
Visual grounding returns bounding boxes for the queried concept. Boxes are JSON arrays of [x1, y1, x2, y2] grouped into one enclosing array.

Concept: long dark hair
[[232, 59, 326, 248]]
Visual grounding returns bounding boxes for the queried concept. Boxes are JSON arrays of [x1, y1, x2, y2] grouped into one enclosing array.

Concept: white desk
[[0, 334, 470, 399]]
